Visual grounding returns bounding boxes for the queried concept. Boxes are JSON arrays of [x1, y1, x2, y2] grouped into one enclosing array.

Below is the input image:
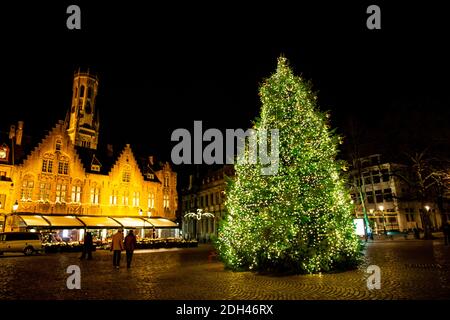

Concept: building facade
[[0, 71, 178, 237], [349, 154, 447, 233], [180, 165, 234, 241]]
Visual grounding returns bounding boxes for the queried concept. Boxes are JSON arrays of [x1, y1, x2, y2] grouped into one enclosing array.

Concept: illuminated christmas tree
[[215, 56, 361, 273]]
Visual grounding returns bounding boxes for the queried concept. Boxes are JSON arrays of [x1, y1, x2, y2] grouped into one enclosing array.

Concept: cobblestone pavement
[[0, 239, 449, 300]]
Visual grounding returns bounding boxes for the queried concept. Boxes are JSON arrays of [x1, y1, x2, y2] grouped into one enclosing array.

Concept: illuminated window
[[21, 179, 34, 201], [148, 193, 155, 209], [123, 190, 129, 206], [163, 194, 169, 209], [110, 190, 118, 205], [71, 185, 82, 203], [164, 175, 169, 187], [132, 192, 140, 207], [55, 184, 67, 203], [39, 182, 51, 201], [90, 187, 100, 204], [58, 161, 69, 175], [91, 164, 100, 172]]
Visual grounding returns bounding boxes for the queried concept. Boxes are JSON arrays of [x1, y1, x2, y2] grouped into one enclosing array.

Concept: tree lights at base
[[215, 56, 361, 274]]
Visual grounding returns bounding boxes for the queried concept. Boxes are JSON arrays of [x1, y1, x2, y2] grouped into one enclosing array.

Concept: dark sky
[[1, 1, 449, 163]]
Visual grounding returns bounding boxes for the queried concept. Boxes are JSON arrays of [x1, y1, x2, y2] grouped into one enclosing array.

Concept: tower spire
[[67, 69, 100, 149]]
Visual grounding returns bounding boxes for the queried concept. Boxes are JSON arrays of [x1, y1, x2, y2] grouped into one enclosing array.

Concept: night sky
[[1, 1, 449, 164]]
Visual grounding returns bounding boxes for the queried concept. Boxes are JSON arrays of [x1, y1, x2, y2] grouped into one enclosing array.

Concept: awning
[[144, 217, 178, 228], [110, 217, 147, 228], [77, 216, 122, 228], [19, 215, 51, 227], [42, 215, 85, 228]]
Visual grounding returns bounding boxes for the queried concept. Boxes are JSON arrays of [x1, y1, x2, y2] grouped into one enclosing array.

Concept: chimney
[[106, 144, 113, 157], [148, 155, 154, 165], [16, 121, 24, 146]]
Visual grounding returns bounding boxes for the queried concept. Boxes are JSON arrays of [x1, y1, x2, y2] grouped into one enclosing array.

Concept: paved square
[[0, 240, 449, 299]]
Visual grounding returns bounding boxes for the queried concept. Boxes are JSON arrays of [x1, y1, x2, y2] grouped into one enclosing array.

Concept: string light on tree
[[215, 56, 361, 274]]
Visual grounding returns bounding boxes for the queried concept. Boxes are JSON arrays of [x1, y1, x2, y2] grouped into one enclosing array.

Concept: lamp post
[[379, 205, 386, 234], [424, 205, 434, 231], [4, 200, 19, 232]]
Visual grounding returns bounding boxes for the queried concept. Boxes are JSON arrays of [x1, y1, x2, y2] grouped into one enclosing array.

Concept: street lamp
[[379, 205, 386, 234], [424, 205, 435, 231], [12, 200, 19, 212]]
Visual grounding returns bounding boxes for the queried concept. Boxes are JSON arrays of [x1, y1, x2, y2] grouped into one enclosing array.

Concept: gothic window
[[90, 187, 100, 204], [21, 178, 34, 201], [164, 175, 169, 187], [85, 101, 92, 114], [55, 183, 67, 203], [123, 190, 129, 206], [132, 192, 140, 207], [163, 194, 170, 209], [39, 182, 51, 202], [148, 193, 155, 209], [80, 85, 85, 97], [71, 185, 82, 203], [110, 190, 118, 205], [87, 87, 92, 99]]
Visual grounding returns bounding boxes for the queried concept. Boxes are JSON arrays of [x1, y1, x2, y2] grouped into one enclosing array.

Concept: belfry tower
[[67, 69, 100, 150]]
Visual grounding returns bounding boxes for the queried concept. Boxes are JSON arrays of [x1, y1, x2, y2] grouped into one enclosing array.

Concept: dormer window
[[55, 139, 62, 151], [91, 164, 100, 172], [147, 173, 154, 179]]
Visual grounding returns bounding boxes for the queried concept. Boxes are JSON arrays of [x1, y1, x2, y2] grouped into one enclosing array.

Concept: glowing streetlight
[[12, 200, 19, 212]]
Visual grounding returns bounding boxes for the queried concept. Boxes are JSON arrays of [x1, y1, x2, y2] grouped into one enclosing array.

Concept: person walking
[[111, 229, 124, 269], [124, 229, 137, 268], [443, 221, 450, 246], [80, 231, 94, 260]]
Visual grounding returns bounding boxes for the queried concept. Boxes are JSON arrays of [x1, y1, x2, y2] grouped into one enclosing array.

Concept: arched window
[[71, 180, 82, 203], [80, 85, 85, 97], [90, 184, 100, 204], [148, 193, 155, 209], [163, 194, 169, 209], [87, 87, 92, 99]]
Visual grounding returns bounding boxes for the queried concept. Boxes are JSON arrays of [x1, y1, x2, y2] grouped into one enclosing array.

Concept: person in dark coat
[[80, 232, 94, 260], [124, 230, 137, 268]]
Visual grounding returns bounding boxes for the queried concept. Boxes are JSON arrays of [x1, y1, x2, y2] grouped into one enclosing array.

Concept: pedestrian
[[111, 229, 124, 269], [124, 229, 137, 268], [80, 231, 94, 260], [443, 221, 450, 246]]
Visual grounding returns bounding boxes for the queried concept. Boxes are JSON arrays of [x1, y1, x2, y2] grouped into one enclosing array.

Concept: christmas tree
[[215, 56, 361, 273]]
